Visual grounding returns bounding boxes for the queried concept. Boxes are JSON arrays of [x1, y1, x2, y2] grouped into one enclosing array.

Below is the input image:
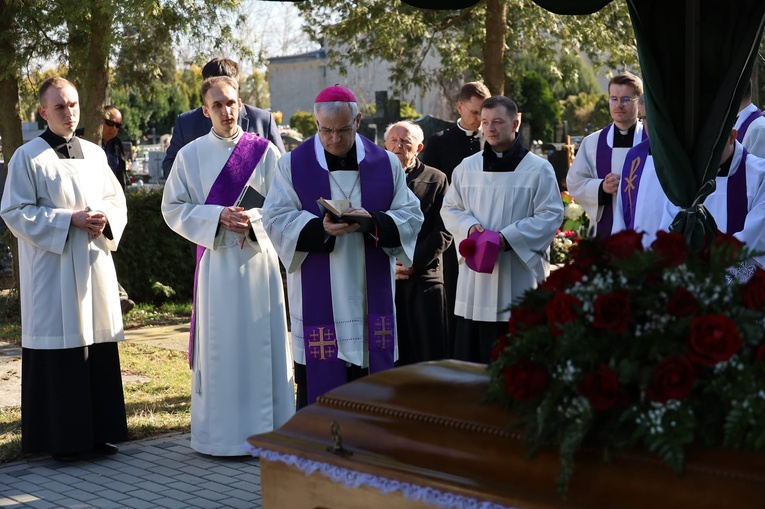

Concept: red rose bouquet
[[488, 229, 765, 493]]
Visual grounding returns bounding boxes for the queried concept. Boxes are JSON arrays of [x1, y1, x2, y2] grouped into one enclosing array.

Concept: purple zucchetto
[[315, 84, 356, 103]]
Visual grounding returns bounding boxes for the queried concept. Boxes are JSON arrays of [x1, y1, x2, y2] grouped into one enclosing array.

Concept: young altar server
[[262, 85, 423, 409], [441, 96, 563, 364], [734, 80, 765, 158], [567, 72, 646, 236], [0, 77, 128, 460], [162, 76, 294, 456]]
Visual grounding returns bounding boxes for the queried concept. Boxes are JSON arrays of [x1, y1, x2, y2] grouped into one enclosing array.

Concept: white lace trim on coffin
[[247, 445, 517, 509]]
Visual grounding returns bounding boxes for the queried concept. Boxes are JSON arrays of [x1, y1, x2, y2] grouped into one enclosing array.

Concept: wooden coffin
[[248, 360, 765, 509]]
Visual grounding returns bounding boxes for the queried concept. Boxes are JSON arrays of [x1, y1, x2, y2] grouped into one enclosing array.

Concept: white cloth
[[162, 130, 294, 456], [0, 137, 127, 350], [664, 142, 765, 264], [735, 103, 765, 158], [612, 152, 674, 247], [262, 134, 423, 367], [566, 123, 644, 235], [441, 151, 564, 322]]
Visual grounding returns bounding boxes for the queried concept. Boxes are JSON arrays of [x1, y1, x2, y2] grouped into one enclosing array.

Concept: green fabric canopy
[[534, 0, 765, 249]]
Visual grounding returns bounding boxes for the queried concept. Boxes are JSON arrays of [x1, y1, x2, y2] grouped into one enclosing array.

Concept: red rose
[[702, 232, 744, 264], [605, 229, 644, 260], [546, 292, 581, 336], [541, 265, 584, 292], [741, 268, 765, 311], [593, 290, 631, 334], [651, 231, 689, 266], [755, 342, 765, 363], [491, 334, 510, 362], [646, 355, 695, 403], [578, 364, 620, 410], [687, 314, 742, 366], [571, 237, 608, 273], [508, 306, 546, 336], [458, 237, 477, 258], [503, 360, 549, 401], [666, 287, 700, 317]]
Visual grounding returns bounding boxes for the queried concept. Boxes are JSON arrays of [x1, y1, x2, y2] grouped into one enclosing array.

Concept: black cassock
[[395, 159, 452, 365]]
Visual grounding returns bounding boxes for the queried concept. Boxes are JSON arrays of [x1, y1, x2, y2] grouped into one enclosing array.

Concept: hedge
[[113, 188, 195, 303]]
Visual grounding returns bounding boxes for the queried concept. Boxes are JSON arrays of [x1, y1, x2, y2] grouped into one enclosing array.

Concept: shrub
[[113, 188, 195, 303]]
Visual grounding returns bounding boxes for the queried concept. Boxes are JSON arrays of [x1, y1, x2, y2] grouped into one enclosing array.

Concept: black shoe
[[121, 299, 135, 315], [94, 442, 118, 455], [53, 452, 80, 462]]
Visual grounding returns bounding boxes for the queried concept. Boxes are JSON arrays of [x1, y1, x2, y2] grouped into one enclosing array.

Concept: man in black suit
[[162, 57, 285, 178]]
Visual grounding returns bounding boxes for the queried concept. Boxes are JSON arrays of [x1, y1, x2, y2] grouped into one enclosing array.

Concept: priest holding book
[[263, 85, 423, 409], [162, 76, 294, 456]]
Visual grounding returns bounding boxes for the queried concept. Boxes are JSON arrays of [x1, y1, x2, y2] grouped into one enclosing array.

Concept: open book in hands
[[317, 197, 374, 229]]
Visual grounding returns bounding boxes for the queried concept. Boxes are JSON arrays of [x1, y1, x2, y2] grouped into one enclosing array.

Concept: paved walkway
[[0, 325, 265, 509]]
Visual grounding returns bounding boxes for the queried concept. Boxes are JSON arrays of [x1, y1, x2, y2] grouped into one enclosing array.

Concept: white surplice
[[441, 151, 564, 322], [566, 122, 645, 235], [162, 129, 294, 456], [735, 103, 765, 158], [262, 134, 422, 367], [0, 137, 127, 350]]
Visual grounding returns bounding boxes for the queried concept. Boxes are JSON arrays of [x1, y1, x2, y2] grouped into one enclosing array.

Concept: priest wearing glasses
[[567, 72, 646, 237], [263, 85, 423, 409], [162, 75, 294, 456]]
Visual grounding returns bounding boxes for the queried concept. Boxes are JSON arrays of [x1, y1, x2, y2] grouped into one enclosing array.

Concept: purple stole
[[188, 133, 270, 368], [726, 148, 748, 234], [737, 110, 764, 143], [595, 123, 645, 237], [290, 136, 395, 405], [620, 139, 651, 231]]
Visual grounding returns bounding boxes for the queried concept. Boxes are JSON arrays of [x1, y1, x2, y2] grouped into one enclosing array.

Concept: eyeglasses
[[608, 96, 638, 105], [316, 122, 355, 136], [104, 119, 122, 129]]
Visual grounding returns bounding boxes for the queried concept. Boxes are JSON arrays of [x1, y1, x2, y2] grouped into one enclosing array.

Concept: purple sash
[[595, 124, 614, 237], [291, 136, 395, 405], [620, 139, 651, 231], [188, 133, 270, 368], [737, 110, 764, 143], [726, 148, 748, 234]]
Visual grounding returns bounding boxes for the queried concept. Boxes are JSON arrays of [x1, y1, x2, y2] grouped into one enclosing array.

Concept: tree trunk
[[483, 0, 507, 96], [0, 0, 25, 295], [81, 1, 113, 144]]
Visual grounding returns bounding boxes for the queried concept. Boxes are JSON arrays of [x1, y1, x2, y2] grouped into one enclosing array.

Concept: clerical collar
[[456, 119, 480, 138], [482, 135, 529, 172], [40, 128, 84, 159], [613, 122, 637, 148], [325, 144, 359, 171], [211, 125, 242, 142]]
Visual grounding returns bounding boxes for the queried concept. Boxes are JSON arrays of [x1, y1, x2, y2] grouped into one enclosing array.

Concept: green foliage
[[517, 71, 560, 142], [113, 189, 195, 304], [561, 92, 610, 136], [290, 110, 317, 137], [240, 69, 271, 110], [297, 0, 637, 96], [361, 100, 421, 120]]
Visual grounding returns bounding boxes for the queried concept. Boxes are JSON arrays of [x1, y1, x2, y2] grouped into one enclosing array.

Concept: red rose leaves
[[687, 314, 742, 366]]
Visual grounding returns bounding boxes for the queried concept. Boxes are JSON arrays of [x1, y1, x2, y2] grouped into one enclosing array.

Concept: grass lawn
[[0, 298, 192, 463]]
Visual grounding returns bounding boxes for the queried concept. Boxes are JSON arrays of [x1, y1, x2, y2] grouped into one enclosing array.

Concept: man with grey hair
[[263, 85, 423, 409], [384, 121, 451, 365]]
